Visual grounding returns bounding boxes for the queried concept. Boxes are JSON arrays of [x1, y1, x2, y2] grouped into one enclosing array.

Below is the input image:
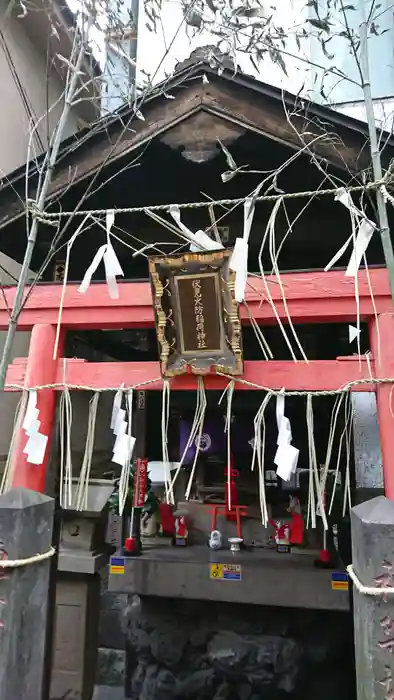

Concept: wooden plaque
[[148, 249, 243, 377]]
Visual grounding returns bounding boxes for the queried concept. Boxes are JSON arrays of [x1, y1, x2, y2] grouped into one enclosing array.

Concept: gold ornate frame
[[148, 249, 243, 377]]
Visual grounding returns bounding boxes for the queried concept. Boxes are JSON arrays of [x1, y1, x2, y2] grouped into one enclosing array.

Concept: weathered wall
[[0, 4, 79, 176], [96, 593, 355, 700]]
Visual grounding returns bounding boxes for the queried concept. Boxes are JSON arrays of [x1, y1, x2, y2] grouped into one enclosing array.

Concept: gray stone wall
[[97, 566, 128, 689], [117, 595, 356, 700]]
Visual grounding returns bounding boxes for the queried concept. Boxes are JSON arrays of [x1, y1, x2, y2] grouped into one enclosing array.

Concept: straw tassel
[[74, 392, 100, 511], [59, 387, 73, 509], [184, 377, 207, 500], [251, 392, 273, 526], [118, 390, 134, 516]]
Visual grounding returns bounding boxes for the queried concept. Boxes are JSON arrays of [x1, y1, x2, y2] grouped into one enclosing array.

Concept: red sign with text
[[133, 458, 148, 507]]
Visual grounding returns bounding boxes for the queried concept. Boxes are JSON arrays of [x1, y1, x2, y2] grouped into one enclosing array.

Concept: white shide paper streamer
[[169, 205, 224, 253], [229, 196, 255, 302], [325, 188, 376, 277], [78, 210, 124, 299], [22, 390, 48, 466], [274, 392, 299, 482]]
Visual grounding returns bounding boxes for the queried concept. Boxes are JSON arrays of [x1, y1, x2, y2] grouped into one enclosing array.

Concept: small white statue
[[209, 530, 223, 550]]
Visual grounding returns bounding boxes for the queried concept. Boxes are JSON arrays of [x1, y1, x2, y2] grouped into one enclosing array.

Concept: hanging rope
[[268, 199, 308, 362], [59, 387, 73, 509], [74, 392, 100, 511], [320, 392, 345, 500], [28, 175, 393, 222], [184, 377, 207, 501], [161, 379, 173, 504], [53, 215, 91, 359], [306, 394, 327, 530], [118, 390, 134, 517], [223, 380, 235, 511], [257, 202, 303, 363], [169, 375, 206, 497], [342, 393, 354, 517], [251, 391, 273, 526]]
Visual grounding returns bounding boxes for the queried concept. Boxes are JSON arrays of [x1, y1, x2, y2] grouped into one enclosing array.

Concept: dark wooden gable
[[0, 61, 392, 233]]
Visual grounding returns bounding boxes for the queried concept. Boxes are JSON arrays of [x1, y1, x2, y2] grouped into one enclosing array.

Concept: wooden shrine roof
[[1, 59, 393, 233]]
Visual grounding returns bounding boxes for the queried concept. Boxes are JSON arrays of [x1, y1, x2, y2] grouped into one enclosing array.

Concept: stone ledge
[[108, 545, 349, 611]]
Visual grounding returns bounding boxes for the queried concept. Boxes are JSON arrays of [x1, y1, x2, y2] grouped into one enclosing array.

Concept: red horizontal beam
[[6, 358, 375, 392], [0, 268, 391, 330]]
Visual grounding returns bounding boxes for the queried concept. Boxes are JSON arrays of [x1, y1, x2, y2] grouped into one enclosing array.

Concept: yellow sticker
[[210, 563, 242, 580], [210, 563, 223, 579]]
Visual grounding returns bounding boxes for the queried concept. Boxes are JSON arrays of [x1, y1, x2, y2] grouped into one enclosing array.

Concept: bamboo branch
[[358, 19, 394, 304], [0, 37, 87, 390]]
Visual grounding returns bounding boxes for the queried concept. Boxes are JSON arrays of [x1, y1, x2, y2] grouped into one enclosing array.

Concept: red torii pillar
[[10, 324, 63, 493], [369, 313, 394, 501]]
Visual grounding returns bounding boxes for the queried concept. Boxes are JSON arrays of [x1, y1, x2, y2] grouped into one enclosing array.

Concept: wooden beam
[[0, 267, 390, 330], [6, 357, 375, 392]]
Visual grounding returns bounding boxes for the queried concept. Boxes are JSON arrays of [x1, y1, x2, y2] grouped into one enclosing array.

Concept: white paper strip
[[326, 188, 376, 276], [277, 416, 292, 445], [110, 388, 123, 430], [276, 394, 285, 432], [22, 391, 38, 430], [106, 209, 115, 235], [112, 434, 136, 467], [274, 443, 299, 481], [324, 235, 352, 272], [228, 197, 254, 303], [345, 219, 375, 277], [169, 205, 223, 253], [113, 409, 126, 435], [190, 230, 223, 252], [24, 432, 48, 465], [230, 238, 248, 302], [78, 245, 106, 294], [349, 324, 361, 344], [25, 419, 41, 436], [103, 243, 124, 299], [78, 208, 124, 299], [22, 406, 39, 432], [113, 421, 127, 452]]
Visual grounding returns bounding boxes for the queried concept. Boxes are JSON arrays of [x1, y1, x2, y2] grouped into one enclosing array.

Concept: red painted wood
[[369, 314, 394, 500], [11, 324, 63, 493], [6, 358, 375, 392], [0, 268, 391, 330]]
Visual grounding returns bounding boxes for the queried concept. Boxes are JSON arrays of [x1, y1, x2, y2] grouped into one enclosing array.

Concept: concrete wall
[[0, 4, 80, 176]]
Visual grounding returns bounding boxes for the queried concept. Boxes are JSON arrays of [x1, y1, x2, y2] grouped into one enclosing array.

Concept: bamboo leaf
[[308, 17, 332, 32]]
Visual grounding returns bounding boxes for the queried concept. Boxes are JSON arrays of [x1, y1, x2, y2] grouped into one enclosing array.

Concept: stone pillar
[[351, 392, 384, 508], [0, 487, 54, 700], [351, 495, 394, 700], [11, 323, 63, 493]]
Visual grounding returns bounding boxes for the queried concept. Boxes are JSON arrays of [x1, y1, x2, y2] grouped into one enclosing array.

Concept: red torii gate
[[2, 268, 394, 497]]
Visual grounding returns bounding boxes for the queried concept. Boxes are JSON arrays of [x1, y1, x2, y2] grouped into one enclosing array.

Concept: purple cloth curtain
[[179, 418, 255, 464], [179, 420, 226, 464]]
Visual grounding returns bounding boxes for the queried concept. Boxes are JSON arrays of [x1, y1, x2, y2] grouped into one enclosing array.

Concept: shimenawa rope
[[347, 564, 394, 596], [27, 175, 394, 221], [0, 546, 55, 568]]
